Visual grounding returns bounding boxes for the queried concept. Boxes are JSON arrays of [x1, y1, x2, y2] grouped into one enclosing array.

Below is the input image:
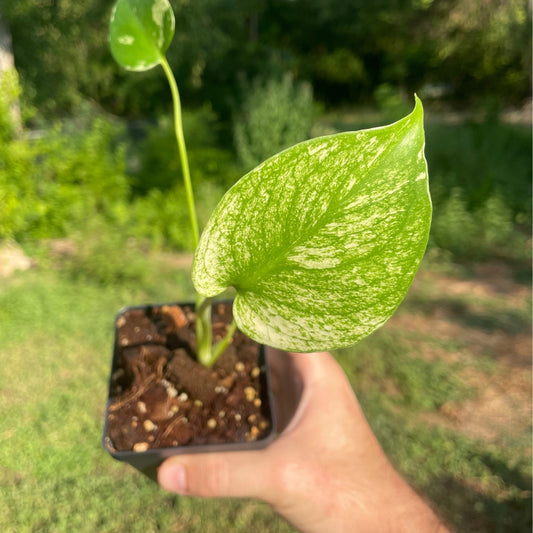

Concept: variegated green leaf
[[109, 0, 174, 71], [192, 97, 431, 352]]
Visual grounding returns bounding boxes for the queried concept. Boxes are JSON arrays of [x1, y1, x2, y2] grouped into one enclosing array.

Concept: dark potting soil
[[104, 302, 273, 452]]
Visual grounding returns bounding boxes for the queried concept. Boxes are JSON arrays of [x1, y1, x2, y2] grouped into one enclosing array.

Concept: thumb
[[158, 450, 272, 499]]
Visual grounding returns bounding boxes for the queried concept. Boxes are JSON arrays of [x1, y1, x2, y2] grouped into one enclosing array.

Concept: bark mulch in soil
[[104, 301, 273, 453]]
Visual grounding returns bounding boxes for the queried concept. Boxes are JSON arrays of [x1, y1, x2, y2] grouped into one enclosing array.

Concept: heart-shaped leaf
[[192, 97, 431, 352], [109, 0, 175, 71]]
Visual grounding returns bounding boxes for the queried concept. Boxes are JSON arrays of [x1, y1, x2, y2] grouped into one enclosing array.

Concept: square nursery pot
[[102, 301, 277, 480]]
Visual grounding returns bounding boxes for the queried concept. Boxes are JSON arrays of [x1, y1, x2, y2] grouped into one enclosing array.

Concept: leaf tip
[[412, 93, 424, 118]]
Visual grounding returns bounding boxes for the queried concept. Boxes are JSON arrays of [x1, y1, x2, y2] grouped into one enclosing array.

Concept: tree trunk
[[0, 14, 21, 133]]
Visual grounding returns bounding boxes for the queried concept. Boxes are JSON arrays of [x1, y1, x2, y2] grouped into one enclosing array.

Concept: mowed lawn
[[0, 251, 531, 532]]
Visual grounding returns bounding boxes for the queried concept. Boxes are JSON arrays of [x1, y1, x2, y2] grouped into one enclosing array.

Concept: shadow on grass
[[425, 458, 532, 533], [405, 295, 531, 337]]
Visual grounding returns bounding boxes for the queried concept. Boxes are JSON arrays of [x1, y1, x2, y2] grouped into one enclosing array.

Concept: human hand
[[158, 349, 450, 533]]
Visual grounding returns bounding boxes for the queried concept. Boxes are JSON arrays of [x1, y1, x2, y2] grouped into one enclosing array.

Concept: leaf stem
[[211, 320, 238, 363], [159, 55, 213, 363], [196, 297, 214, 366], [159, 55, 200, 248]]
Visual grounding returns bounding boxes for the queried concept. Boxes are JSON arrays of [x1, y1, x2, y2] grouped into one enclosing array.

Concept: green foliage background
[[233, 74, 316, 170], [3, 0, 530, 117]]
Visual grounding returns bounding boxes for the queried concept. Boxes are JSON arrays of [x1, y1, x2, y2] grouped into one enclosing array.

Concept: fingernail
[[159, 462, 187, 493]]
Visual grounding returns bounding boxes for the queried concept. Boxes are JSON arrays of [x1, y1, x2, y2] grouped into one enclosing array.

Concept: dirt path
[[389, 261, 531, 447]]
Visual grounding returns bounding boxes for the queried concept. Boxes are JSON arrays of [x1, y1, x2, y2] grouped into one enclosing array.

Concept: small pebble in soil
[[162, 379, 178, 398], [247, 414, 257, 424], [218, 410, 226, 418], [259, 420, 269, 431], [178, 392, 188, 402], [137, 401, 147, 414], [244, 386, 256, 401], [194, 399, 203, 407], [234, 413, 242, 422], [143, 419, 157, 432], [133, 442, 149, 452], [235, 362, 245, 372], [207, 418, 217, 429], [246, 426, 260, 442], [116, 316, 126, 328], [170, 405, 179, 413], [251, 367, 261, 378], [254, 398, 262, 407]]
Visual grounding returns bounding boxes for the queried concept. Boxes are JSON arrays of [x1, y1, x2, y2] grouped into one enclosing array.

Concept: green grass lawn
[[0, 93, 530, 531], [0, 266, 293, 533], [337, 258, 532, 532], [0, 249, 530, 532]]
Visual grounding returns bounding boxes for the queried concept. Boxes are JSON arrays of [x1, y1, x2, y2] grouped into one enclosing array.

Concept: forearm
[[380, 472, 452, 533], [273, 470, 451, 533]]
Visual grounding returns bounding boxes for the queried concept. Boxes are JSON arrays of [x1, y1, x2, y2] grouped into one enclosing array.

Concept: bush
[[0, 136, 39, 239], [0, 107, 129, 242], [430, 188, 530, 261], [0, 68, 21, 141], [31, 117, 129, 237], [430, 188, 479, 257], [374, 83, 412, 122], [131, 105, 239, 195], [1, 97, 238, 252], [233, 74, 316, 170], [129, 180, 226, 251], [124, 105, 238, 251], [425, 118, 531, 262], [0, 69, 37, 239], [426, 120, 532, 229], [59, 217, 151, 286]]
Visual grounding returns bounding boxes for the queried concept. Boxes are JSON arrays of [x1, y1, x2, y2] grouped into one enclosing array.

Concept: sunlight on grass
[[0, 245, 530, 532], [0, 268, 293, 533]]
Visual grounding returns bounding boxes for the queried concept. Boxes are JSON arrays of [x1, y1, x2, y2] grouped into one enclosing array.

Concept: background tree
[[2, 0, 530, 120], [2, 0, 113, 117], [0, 12, 20, 134]]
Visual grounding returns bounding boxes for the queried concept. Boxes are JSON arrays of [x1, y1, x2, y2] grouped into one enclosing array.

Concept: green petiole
[[159, 55, 234, 367]]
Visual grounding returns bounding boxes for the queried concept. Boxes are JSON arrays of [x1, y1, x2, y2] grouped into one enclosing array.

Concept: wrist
[[377, 471, 450, 533]]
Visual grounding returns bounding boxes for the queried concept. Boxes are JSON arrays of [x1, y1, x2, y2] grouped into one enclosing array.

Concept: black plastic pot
[[102, 301, 277, 480]]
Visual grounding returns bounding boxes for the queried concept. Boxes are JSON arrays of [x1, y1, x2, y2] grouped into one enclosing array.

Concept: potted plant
[[102, 0, 432, 480]]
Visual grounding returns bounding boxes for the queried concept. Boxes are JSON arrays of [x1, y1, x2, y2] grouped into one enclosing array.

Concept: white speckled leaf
[[109, 0, 174, 71], [192, 97, 431, 352]]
